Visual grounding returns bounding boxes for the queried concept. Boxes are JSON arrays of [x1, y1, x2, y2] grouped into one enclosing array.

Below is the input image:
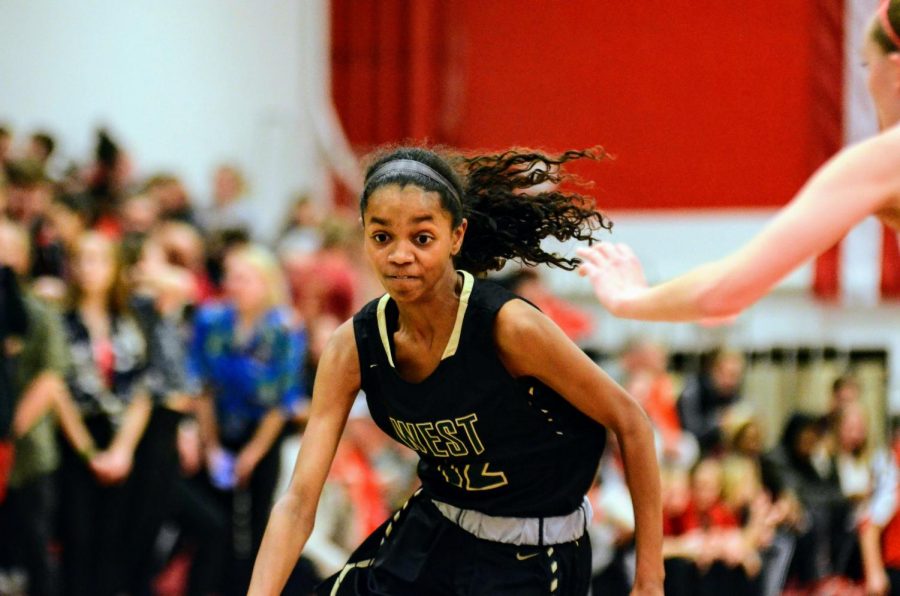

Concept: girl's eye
[[416, 234, 432, 245], [372, 233, 389, 243]]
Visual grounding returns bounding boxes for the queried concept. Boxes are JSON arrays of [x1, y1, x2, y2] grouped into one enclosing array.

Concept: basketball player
[[248, 147, 664, 595]]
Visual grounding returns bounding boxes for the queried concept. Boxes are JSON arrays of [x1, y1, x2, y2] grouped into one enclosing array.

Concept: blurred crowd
[[0, 126, 898, 596]]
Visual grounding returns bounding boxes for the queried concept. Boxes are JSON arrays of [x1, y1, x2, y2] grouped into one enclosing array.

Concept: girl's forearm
[[617, 409, 665, 587]]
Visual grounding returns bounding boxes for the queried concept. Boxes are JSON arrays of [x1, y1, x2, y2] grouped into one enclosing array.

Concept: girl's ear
[[451, 218, 468, 256]]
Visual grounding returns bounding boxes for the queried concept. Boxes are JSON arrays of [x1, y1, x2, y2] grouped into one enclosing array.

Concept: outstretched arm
[[248, 320, 360, 596], [579, 129, 900, 321], [495, 300, 664, 595]]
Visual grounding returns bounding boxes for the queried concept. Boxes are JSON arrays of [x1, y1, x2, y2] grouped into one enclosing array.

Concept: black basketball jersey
[[353, 271, 606, 517]]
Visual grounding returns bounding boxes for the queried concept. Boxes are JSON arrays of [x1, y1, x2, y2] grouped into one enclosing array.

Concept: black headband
[[366, 159, 462, 207]]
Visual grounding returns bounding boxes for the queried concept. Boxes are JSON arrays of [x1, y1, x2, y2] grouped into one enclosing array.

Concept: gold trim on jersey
[[375, 270, 474, 369]]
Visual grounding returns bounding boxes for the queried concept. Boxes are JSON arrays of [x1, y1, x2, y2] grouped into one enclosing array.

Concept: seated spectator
[[857, 415, 900, 596], [618, 338, 698, 468], [663, 457, 761, 596], [769, 413, 853, 589], [198, 164, 255, 239], [155, 220, 218, 302], [678, 347, 745, 454], [277, 193, 323, 256], [120, 193, 161, 236], [145, 173, 198, 229]]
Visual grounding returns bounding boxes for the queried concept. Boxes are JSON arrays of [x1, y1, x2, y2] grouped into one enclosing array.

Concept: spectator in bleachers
[[277, 193, 323, 257], [198, 164, 255, 239], [84, 130, 132, 237], [678, 348, 745, 453], [119, 233, 229, 595], [120, 192, 162, 236], [0, 220, 102, 596], [156, 220, 218, 302], [618, 338, 698, 468], [857, 415, 900, 596], [27, 132, 54, 166], [5, 159, 53, 251], [662, 457, 761, 596], [189, 244, 305, 595], [769, 413, 853, 590], [0, 126, 11, 171], [57, 231, 155, 596], [145, 173, 199, 229]]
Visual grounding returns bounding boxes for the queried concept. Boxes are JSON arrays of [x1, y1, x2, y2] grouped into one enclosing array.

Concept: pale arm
[[13, 372, 96, 456], [579, 130, 900, 321], [495, 300, 664, 595], [235, 408, 287, 487], [91, 392, 152, 484], [248, 320, 360, 596]]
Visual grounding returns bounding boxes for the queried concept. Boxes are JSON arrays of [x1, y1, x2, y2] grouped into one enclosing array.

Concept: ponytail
[[455, 148, 611, 274]]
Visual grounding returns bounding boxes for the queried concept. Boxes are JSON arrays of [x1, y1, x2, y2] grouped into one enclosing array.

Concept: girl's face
[[691, 460, 723, 510], [75, 235, 118, 299], [838, 407, 868, 453], [223, 254, 270, 315], [864, 35, 900, 130], [363, 184, 466, 303]]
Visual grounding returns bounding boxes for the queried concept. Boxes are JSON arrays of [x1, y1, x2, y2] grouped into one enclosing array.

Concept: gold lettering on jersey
[[415, 422, 448, 457], [437, 462, 508, 491], [434, 420, 468, 456], [438, 464, 465, 488], [390, 418, 426, 454], [454, 414, 485, 455], [463, 463, 509, 491], [387, 414, 486, 458]]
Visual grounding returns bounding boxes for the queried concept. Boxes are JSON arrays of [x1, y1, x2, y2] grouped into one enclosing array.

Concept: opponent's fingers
[[576, 246, 607, 268], [615, 243, 639, 262]]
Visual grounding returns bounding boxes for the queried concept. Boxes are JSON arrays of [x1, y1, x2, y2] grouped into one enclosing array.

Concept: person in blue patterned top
[[189, 243, 306, 596]]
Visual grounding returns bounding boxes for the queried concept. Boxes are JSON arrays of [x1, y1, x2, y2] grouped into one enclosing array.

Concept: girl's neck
[[395, 269, 462, 339], [79, 292, 108, 316], [235, 303, 267, 337]]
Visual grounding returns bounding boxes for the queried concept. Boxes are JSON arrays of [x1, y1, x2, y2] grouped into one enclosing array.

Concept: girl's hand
[[90, 447, 134, 485], [577, 243, 649, 316], [235, 446, 264, 488]]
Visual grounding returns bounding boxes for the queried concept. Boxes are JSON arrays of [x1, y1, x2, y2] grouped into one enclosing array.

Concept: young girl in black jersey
[[249, 147, 663, 596]]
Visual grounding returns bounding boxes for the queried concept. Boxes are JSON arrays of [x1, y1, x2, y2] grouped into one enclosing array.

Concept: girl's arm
[[579, 128, 900, 321], [91, 392, 152, 484], [234, 408, 286, 487], [247, 320, 360, 596], [495, 300, 663, 595]]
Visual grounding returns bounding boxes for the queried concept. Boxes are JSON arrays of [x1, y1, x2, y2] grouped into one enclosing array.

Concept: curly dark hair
[[360, 146, 612, 276]]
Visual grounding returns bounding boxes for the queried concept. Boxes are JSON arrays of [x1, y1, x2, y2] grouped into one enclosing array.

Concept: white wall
[[0, 0, 331, 239]]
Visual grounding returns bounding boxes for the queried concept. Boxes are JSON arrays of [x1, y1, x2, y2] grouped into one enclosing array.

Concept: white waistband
[[431, 497, 592, 546]]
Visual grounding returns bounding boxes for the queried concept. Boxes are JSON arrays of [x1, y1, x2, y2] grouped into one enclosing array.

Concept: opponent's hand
[[576, 243, 648, 316]]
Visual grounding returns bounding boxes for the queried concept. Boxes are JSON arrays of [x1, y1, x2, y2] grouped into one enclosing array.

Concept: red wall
[[332, 1, 838, 210]]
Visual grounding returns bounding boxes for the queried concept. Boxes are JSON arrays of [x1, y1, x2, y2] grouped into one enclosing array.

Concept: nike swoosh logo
[[516, 552, 540, 561]]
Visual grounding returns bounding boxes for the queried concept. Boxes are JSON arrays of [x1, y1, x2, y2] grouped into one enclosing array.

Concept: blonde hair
[[226, 243, 289, 310]]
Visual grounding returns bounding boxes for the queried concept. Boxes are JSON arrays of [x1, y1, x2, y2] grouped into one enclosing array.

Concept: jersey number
[[438, 462, 508, 491]]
